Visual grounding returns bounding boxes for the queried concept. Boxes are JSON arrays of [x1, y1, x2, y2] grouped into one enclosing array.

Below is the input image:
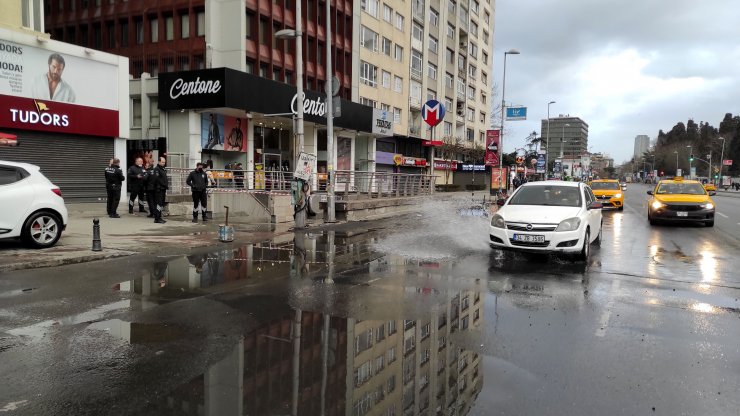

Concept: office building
[[633, 134, 650, 160], [540, 115, 589, 162]]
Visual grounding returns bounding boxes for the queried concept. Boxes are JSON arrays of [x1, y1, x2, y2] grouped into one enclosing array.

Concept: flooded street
[[1, 187, 740, 415]]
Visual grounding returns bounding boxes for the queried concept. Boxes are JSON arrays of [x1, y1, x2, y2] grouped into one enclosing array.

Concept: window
[[388, 320, 397, 334], [360, 97, 377, 108], [197, 11, 205, 37], [446, 48, 454, 65], [355, 360, 372, 386], [259, 18, 268, 44], [467, 127, 474, 141], [410, 81, 422, 100], [427, 63, 437, 80], [404, 319, 415, 330], [467, 107, 475, 121], [381, 103, 390, 112], [362, 0, 379, 17], [468, 65, 476, 77], [383, 4, 392, 22], [106, 21, 114, 48], [412, 22, 423, 42], [444, 97, 453, 112], [165, 16, 174, 40], [394, 45, 404, 62], [448, 0, 456, 14], [382, 37, 392, 56], [447, 23, 455, 39], [429, 8, 439, 26], [468, 42, 478, 57], [149, 97, 159, 127], [393, 107, 401, 123], [393, 76, 402, 93], [421, 323, 430, 339], [382, 70, 391, 88], [480, 111, 486, 123], [0, 167, 25, 185], [483, 30, 489, 45], [481, 72, 488, 85], [181, 13, 189, 39], [404, 335, 415, 354], [355, 330, 374, 355], [132, 98, 142, 127], [376, 355, 385, 372], [445, 72, 453, 89], [135, 20, 144, 44], [471, 0, 479, 14], [421, 348, 431, 364], [444, 121, 452, 135], [482, 51, 488, 64], [387, 375, 396, 394], [428, 36, 438, 54], [426, 89, 436, 101], [120, 20, 129, 47], [360, 61, 378, 86], [395, 12, 404, 31], [471, 21, 478, 36], [485, 10, 490, 24], [410, 49, 422, 78], [361, 26, 379, 51]]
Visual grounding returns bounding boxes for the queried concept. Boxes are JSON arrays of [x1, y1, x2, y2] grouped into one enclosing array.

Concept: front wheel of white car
[[576, 229, 590, 261], [21, 211, 62, 249]]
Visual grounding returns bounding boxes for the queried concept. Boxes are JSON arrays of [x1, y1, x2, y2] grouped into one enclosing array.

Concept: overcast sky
[[491, 0, 740, 163]]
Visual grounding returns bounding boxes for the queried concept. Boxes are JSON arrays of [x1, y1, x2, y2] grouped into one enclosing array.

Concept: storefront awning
[[0, 132, 18, 147]]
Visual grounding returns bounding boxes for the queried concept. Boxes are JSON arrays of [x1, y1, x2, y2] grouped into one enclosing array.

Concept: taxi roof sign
[[672, 176, 684, 181]]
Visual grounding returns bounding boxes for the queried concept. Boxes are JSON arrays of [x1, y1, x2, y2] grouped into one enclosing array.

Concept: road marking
[[595, 279, 620, 338], [717, 212, 728, 218]]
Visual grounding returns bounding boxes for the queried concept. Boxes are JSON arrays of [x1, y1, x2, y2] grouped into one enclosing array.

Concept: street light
[[716, 137, 726, 185], [686, 144, 693, 178], [673, 150, 678, 176], [546, 100, 555, 178], [498, 49, 520, 193], [275, 1, 305, 228], [324, 0, 336, 223]]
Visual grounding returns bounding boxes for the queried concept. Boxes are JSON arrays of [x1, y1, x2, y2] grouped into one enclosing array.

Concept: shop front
[[157, 68, 374, 182], [0, 28, 129, 202], [454, 164, 488, 190], [433, 160, 458, 185]]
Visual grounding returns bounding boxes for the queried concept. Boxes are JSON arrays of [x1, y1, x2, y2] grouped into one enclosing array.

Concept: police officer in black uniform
[[152, 156, 169, 223], [127, 157, 148, 214], [104, 158, 125, 218], [186, 162, 209, 223]]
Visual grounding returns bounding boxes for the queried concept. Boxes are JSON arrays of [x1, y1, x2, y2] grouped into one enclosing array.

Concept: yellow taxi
[[647, 177, 716, 227], [590, 179, 624, 210], [704, 182, 717, 192]]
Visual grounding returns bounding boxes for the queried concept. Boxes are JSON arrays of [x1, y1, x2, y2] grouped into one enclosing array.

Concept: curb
[[0, 250, 136, 273]]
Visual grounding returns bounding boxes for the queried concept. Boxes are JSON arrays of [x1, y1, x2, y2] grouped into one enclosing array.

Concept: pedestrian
[[152, 156, 169, 224], [186, 162, 209, 223], [513, 176, 521, 189], [144, 161, 156, 218], [127, 157, 148, 215], [234, 162, 244, 188], [104, 158, 125, 218]]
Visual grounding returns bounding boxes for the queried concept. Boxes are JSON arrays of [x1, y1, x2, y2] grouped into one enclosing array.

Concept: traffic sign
[[422, 99, 446, 127]]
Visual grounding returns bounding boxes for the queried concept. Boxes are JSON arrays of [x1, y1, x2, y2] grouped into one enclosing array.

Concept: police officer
[[104, 158, 125, 218], [152, 156, 169, 224], [127, 157, 148, 215], [144, 162, 156, 218], [186, 162, 209, 223]]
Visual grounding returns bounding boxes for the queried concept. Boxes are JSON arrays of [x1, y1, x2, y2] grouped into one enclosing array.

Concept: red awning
[[0, 132, 17, 147]]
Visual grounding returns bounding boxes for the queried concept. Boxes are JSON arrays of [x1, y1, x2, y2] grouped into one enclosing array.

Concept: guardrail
[[167, 168, 307, 195], [332, 170, 436, 199]]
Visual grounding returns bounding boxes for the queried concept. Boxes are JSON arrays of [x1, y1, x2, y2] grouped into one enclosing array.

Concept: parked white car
[[489, 181, 603, 260], [0, 161, 68, 248]]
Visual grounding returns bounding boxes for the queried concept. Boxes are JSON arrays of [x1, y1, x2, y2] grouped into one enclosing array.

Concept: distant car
[[0, 161, 68, 248], [647, 176, 715, 227], [620, 182, 627, 191], [703, 183, 717, 192], [590, 179, 624, 210], [489, 181, 603, 261]]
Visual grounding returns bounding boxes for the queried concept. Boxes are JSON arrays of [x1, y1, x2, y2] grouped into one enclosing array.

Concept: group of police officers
[[104, 156, 169, 223]]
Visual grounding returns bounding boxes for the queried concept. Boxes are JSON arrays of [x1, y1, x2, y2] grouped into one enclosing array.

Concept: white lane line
[[595, 279, 621, 337], [717, 212, 728, 218]]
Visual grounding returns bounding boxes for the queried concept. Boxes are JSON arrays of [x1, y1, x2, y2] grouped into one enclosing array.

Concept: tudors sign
[[371, 108, 393, 136]]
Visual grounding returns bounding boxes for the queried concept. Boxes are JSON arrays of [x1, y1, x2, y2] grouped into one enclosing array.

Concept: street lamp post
[[275, 2, 305, 228], [546, 100, 555, 179], [498, 49, 520, 193], [687, 145, 693, 179], [324, 0, 336, 223], [717, 137, 726, 185], [674, 150, 678, 176]]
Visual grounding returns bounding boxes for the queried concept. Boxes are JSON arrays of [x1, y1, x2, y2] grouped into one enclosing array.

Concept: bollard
[[92, 218, 102, 251]]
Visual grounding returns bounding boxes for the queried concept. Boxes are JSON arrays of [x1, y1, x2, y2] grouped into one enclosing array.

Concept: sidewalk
[[0, 203, 286, 273]]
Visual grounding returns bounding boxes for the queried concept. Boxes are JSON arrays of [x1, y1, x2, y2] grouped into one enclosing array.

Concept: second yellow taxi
[[590, 179, 624, 210], [647, 177, 716, 227]]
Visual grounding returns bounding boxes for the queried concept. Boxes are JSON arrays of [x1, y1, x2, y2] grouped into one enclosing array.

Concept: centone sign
[[291, 93, 326, 117], [169, 77, 222, 99]]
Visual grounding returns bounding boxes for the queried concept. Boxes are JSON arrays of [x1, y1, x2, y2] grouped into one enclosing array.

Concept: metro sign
[[422, 99, 445, 127]]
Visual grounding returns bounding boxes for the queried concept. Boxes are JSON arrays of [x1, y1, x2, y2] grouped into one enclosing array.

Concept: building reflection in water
[[115, 233, 485, 415]]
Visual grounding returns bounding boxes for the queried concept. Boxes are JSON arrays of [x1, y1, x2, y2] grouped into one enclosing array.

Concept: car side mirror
[[496, 198, 506, 206], [588, 201, 603, 210], [646, 190, 654, 195], [709, 191, 717, 196]]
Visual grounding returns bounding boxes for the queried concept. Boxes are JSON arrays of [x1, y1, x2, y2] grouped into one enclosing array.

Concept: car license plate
[[513, 234, 545, 243], [677, 211, 688, 217]]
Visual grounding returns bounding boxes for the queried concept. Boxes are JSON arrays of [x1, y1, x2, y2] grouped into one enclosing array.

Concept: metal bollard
[[92, 218, 102, 251]]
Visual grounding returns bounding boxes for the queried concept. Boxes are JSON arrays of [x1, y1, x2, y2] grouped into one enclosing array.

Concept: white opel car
[[0, 161, 68, 248], [489, 181, 603, 260]]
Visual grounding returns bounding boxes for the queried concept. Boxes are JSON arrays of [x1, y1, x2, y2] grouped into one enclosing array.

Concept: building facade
[[633, 134, 649, 161], [540, 116, 589, 162]]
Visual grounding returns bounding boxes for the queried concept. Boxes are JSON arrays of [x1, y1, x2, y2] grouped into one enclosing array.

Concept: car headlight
[[615, 193, 622, 198], [491, 214, 506, 228], [651, 201, 664, 210], [701, 202, 714, 210], [555, 217, 581, 232]]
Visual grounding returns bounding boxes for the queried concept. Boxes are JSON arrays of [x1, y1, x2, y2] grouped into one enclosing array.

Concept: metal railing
[[166, 168, 299, 195], [332, 170, 436, 199]]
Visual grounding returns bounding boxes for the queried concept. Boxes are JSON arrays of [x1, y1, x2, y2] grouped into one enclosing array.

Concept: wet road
[[1, 186, 739, 415]]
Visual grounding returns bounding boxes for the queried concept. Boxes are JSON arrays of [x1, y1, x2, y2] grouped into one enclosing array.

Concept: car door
[[584, 186, 601, 240], [0, 165, 35, 236]]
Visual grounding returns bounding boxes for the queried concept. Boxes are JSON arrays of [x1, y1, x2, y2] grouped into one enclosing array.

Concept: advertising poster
[[485, 129, 500, 166], [0, 38, 119, 110], [223, 116, 247, 152], [490, 167, 508, 193], [337, 137, 352, 170], [201, 112, 224, 150], [536, 153, 546, 173]]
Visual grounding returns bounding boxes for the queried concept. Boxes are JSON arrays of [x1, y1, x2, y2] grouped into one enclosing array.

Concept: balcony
[[412, 2, 425, 22], [411, 66, 423, 81], [409, 97, 422, 109]]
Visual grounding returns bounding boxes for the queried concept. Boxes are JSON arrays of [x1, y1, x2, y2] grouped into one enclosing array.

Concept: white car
[[489, 181, 603, 260], [0, 160, 68, 248]]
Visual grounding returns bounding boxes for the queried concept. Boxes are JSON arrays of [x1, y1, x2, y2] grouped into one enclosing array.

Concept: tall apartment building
[[540, 115, 589, 162], [633, 134, 650, 161], [356, 0, 496, 174]]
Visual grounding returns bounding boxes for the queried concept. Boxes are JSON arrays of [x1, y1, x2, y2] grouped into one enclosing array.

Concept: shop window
[[377, 140, 395, 153]]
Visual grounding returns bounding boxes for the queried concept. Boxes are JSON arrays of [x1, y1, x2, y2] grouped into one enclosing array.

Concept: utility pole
[[325, 0, 336, 223]]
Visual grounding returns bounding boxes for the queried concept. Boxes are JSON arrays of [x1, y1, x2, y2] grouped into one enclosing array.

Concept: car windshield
[[656, 183, 706, 195], [591, 182, 620, 190], [508, 186, 582, 207]]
